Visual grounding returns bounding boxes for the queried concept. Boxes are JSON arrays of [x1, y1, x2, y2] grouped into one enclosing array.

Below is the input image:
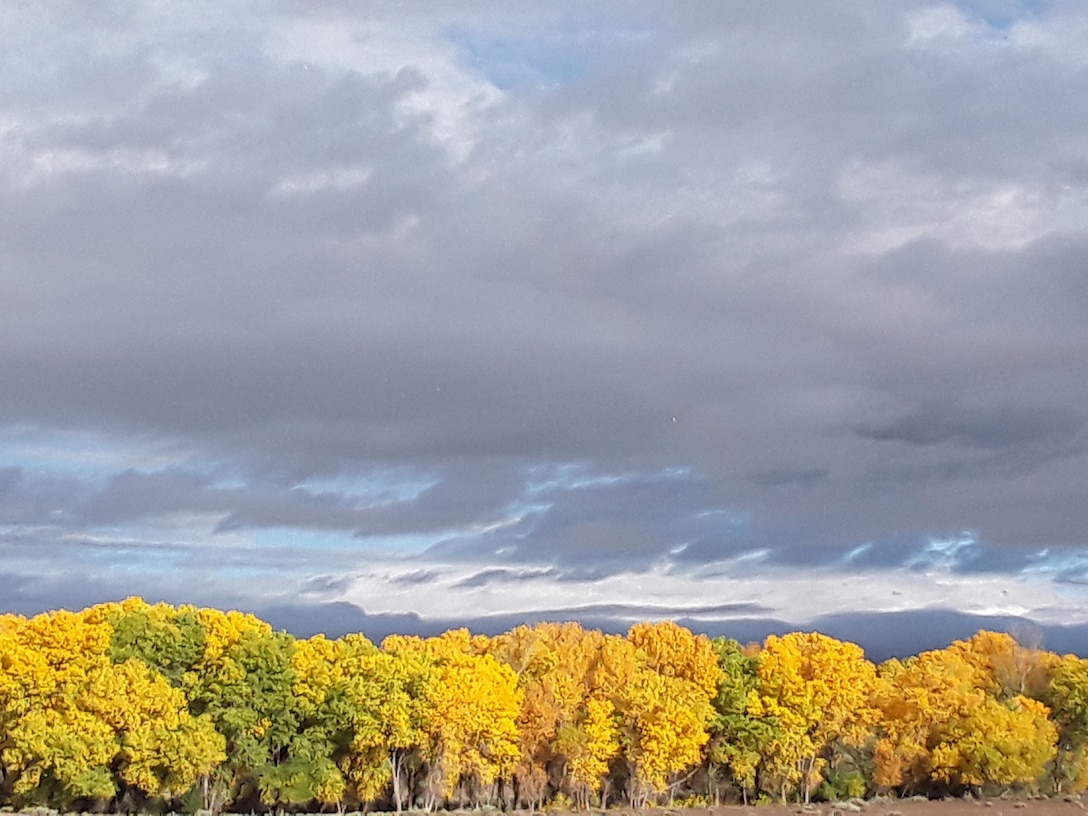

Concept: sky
[[3, 0, 1088, 659]]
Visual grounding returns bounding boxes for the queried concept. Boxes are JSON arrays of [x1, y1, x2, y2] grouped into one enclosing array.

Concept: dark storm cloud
[[299, 574, 354, 596], [857, 403, 1083, 450], [0, 467, 23, 495], [748, 468, 830, 488], [453, 567, 558, 589], [389, 569, 444, 587], [4, 0, 1088, 636], [422, 467, 759, 571]]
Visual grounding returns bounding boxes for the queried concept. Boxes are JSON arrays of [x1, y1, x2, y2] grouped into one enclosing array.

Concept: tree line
[[2, 598, 1088, 813]]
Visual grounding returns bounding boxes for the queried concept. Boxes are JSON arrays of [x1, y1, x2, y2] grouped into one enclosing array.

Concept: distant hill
[[254, 598, 1088, 661]]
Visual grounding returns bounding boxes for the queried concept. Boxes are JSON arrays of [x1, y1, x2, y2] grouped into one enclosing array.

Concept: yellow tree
[[82, 657, 226, 801], [487, 622, 620, 808], [0, 604, 224, 808], [0, 607, 133, 803], [874, 638, 1057, 795], [488, 622, 576, 807], [625, 622, 720, 803], [1043, 654, 1088, 791], [616, 666, 714, 804], [748, 632, 878, 803], [382, 630, 522, 808], [0, 613, 49, 730], [949, 631, 1057, 700], [627, 620, 721, 700], [584, 625, 719, 806], [930, 696, 1056, 790], [560, 695, 620, 808], [339, 645, 437, 810]]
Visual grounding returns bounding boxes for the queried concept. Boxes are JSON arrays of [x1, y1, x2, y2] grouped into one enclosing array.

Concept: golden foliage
[[0, 602, 1078, 810]]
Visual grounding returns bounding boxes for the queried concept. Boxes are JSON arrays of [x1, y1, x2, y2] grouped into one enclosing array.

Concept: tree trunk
[[802, 754, 817, 805], [390, 751, 403, 813]]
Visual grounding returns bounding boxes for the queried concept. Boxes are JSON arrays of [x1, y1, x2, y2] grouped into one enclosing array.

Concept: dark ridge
[[252, 599, 1088, 662]]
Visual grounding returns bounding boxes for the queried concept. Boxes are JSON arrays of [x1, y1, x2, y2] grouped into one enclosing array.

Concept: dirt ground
[[628, 795, 1088, 816]]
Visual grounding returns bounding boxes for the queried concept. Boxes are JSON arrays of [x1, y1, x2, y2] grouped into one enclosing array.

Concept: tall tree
[[1044, 654, 1088, 791], [706, 638, 778, 804], [182, 607, 304, 811], [0, 606, 224, 809], [585, 626, 719, 806], [487, 622, 617, 808], [748, 632, 878, 803], [341, 645, 436, 810], [383, 630, 521, 809], [874, 635, 1057, 795]]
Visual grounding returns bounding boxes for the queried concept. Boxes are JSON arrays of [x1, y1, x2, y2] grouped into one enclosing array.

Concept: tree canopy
[[0, 599, 1083, 812]]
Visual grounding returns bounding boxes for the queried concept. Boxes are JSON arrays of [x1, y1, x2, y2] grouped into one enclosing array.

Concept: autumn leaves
[[2, 599, 1088, 812], [0, 603, 226, 805]]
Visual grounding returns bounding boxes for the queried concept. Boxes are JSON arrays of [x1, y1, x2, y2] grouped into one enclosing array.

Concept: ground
[[630, 795, 1088, 816]]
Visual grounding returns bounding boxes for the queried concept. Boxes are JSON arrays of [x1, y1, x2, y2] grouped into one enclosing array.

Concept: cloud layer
[[3, 1, 1088, 653]]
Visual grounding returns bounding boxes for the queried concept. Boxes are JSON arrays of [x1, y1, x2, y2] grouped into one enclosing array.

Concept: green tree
[[182, 608, 304, 811], [0, 605, 224, 810], [706, 638, 778, 804], [1042, 654, 1088, 791], [108, 598, 207, 686]]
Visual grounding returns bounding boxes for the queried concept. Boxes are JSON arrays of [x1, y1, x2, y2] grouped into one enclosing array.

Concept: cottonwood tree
[[383, 630, 521, 809], [706, 638, 778, 804], [486, 622, 611, 808], [0, 606, 224, 810], [181, 607, 304, 811], [1044, 654, 1088, 791], [341, 645, 436, 810], [874, 635, 1057, 795], [748, 632, 878, 803]]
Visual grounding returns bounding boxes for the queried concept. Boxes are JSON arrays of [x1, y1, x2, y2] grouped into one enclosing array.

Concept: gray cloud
[[857, 403, 1083, 450], [4, 1, 1088, 649], [453, 567, 559, 589]]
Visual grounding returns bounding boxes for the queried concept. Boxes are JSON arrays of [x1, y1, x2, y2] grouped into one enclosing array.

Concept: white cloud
[[264, 16, 504, 163], [270, 165, 373, 198], [1010, 11, 1088, 67], [906, 5, 984, 48], [837, 159, 1086, 252], [336, 557, 1083, 629]]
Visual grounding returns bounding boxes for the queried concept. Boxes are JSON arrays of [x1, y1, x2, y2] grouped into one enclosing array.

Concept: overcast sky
[[4, 0, 1088, 654]]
